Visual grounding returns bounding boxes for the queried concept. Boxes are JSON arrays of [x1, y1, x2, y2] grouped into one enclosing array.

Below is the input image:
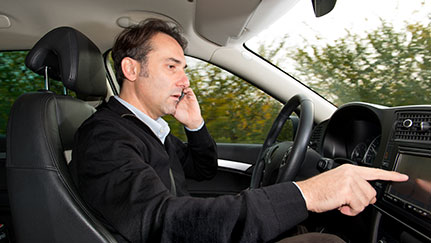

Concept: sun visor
[[194, 0, 300, 46], [194, 0, 261, 46]]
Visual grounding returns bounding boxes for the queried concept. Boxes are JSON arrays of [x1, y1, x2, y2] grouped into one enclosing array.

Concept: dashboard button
[[374, 181, 383, 189], [384, 194, 394, 201], [381, 161, 390, 169], [405, 204, 431, 219], [393, 197, 404, 207], [406, 204, 413, 211], [383, 194, 405, 207]]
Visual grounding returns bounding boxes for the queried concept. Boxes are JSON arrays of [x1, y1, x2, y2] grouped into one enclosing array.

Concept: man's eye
[[168, 65, 175, 69]]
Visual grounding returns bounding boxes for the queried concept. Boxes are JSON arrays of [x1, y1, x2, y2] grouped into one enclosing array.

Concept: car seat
[[6, 26, 116, 242]]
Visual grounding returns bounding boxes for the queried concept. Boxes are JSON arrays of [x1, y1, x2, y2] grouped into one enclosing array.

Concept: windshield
[[246, 0, 431, 107]]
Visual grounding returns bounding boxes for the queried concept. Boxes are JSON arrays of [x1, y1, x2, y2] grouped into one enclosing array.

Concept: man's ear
[[121, 57, 140, 82]]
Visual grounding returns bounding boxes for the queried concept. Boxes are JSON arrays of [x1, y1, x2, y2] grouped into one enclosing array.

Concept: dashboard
[[320, 104, 383, 166], [309, 102, 431, 242]]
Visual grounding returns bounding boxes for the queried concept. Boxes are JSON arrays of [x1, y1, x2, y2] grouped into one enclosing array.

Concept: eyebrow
[[167, 57, 187, 69]]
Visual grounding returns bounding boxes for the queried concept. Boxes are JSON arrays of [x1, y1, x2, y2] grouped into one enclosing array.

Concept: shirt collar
[[114, 96, 170, 144]]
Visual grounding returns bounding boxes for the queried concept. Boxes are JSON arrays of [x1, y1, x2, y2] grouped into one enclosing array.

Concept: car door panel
[[186, 143, 262, 197]]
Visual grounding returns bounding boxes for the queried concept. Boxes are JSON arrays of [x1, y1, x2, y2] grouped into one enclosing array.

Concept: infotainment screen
[[387, 153, 431, 213]]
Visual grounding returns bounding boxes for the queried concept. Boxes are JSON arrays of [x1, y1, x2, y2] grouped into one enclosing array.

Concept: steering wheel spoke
[[250, 94, 314, 188]]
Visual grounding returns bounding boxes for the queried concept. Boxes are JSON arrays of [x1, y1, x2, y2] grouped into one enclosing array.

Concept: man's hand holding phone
[[173, 87, 204, 129]]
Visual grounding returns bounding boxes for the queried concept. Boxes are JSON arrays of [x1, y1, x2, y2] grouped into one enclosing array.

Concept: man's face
[[134, 33, 189, 119]]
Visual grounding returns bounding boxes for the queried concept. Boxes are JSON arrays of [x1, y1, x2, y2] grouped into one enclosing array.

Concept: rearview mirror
[[312, 0, 337, 17]]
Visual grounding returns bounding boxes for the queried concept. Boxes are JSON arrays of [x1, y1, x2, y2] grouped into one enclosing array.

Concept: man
[[70, 19, 408, 242]]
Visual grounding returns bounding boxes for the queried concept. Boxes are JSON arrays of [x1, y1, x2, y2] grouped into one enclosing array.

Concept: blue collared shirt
[[115, 96, 171, 144], [114, 96, 204, 144]]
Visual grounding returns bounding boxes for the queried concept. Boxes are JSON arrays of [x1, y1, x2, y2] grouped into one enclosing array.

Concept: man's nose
[[178, 72, 190, 88]]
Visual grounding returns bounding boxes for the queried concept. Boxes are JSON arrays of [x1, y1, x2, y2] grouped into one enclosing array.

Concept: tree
[[285, 20, 431, 107], [0, 51, 70, 134]]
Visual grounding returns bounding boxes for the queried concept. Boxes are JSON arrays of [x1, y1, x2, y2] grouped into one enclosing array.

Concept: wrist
[[296, 180, 314, 212], [185, 118, 204, 130]]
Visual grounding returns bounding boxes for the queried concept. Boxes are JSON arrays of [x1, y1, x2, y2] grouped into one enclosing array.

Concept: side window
[[0, 51, 69, 135], [166, 57, 294, 144]]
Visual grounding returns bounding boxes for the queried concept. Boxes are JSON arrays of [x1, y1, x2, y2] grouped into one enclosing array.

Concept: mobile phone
[[179, 91, 185, 101]]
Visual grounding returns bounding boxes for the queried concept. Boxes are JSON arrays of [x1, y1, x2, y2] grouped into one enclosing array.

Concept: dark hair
[[112, 18, 188, 87]]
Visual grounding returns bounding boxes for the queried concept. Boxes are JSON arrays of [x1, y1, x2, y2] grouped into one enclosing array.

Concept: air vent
[[394, 112, 431, 143], [309, 120, 328, 152]]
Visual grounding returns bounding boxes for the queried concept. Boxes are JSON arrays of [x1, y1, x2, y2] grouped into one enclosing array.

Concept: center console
[[373, 110, 431, 242]]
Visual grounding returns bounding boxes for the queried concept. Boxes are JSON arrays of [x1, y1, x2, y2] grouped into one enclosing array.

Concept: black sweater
[[69, 97, 308, 242]]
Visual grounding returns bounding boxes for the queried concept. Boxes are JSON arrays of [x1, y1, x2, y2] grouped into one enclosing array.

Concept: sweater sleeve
[[171, 124, 218, 181], [159, 183, 308, 243], [71, 119, 308, 243]]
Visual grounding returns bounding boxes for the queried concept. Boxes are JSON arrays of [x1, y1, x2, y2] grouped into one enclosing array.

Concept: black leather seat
[[6, 27, 117, 242]]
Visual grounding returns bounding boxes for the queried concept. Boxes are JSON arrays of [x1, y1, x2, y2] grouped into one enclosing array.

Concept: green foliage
[[0, 51, 70, 134], [0, 51, 42, 134], [286, 21, 431, 107]]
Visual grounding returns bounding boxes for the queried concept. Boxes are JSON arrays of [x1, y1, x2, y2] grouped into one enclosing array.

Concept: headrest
[[25, 27, 107, 99]]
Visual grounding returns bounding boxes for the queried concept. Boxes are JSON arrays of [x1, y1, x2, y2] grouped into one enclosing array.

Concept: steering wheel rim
[[250, 94, 314, 189]]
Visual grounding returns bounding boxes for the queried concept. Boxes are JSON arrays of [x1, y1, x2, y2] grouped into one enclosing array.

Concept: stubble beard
[[161, 98, 178, 117]]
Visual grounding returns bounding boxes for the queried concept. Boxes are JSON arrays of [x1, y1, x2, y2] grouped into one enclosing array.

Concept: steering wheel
[[250, 94, 314, 189]]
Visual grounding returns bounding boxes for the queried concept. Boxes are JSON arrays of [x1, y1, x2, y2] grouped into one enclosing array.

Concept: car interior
[[1, 0, 430, 242]]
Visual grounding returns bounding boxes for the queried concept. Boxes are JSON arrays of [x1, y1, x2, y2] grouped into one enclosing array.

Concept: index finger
[[356, 166, 409, 182], [182, 87, 196, 97]]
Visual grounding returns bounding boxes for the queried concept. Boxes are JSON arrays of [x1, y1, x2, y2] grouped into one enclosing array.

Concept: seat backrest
[[6, 27, 116, 242]]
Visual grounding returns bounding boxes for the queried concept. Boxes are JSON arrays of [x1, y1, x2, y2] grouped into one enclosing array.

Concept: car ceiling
[[2, 0, 337, 122], [1, 0, 299, 58], [1, 0, 338, 123]]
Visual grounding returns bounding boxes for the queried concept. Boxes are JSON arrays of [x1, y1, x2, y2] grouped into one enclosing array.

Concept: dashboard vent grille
[[394, 112, 431, 143], [309, 120, 328, 153]]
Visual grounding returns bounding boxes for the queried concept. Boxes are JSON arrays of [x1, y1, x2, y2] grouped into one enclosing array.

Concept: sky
[[248, 0, 431, 49]]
